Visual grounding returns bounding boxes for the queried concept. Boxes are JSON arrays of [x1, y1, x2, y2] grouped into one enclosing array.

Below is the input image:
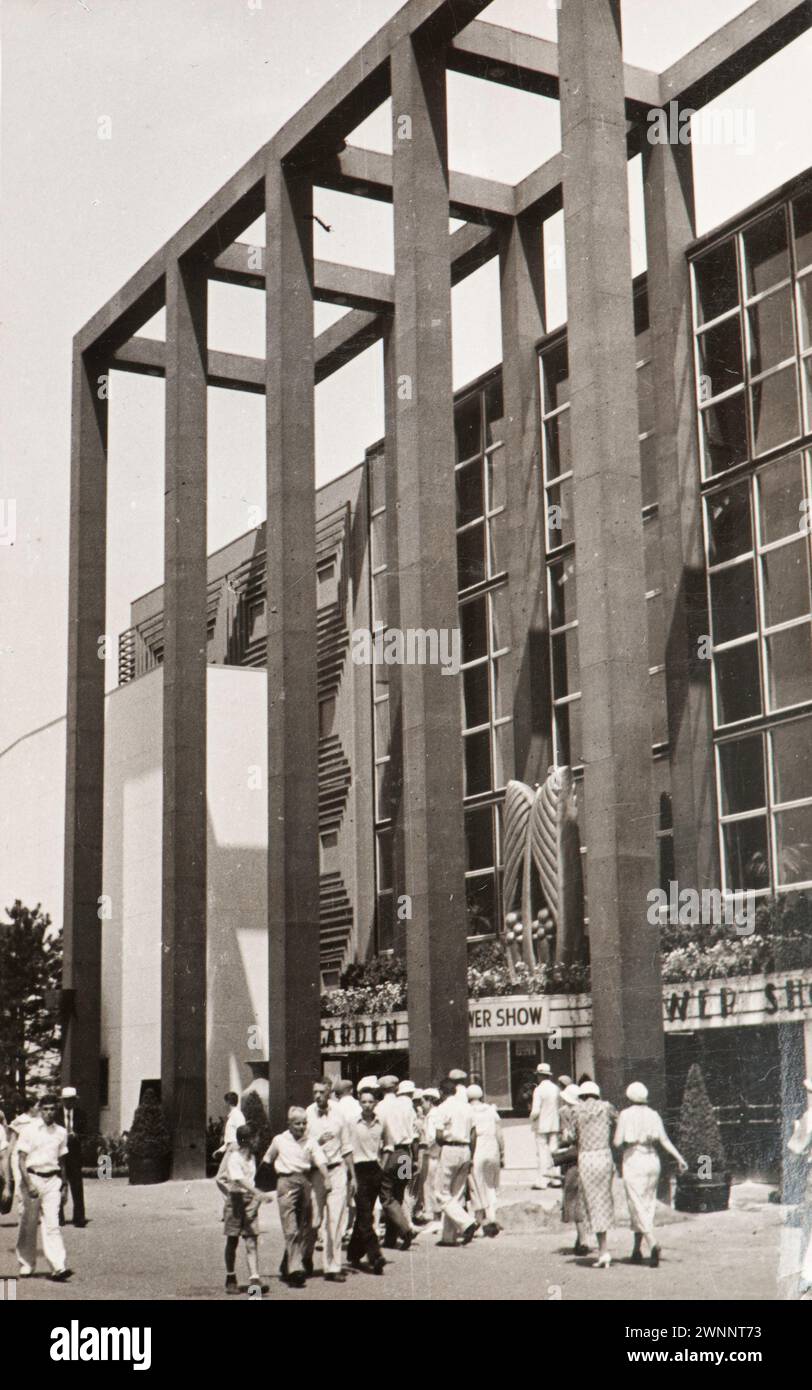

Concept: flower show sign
[[320, 970, 812, 1054]]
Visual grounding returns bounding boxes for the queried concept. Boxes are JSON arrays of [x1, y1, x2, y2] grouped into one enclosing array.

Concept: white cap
[[358, 1075, 379, 1092], [536, 1062, 552, 1075], [561, 1085, 582, 1106], [60, 1087, 78, 1100], [579, 1081, 600, 1099], [397, 1080, 415, 1096], [466, 1084, 483, 1100], [422, 1087, 440, 1100], [626, 1082, 648, 1104]]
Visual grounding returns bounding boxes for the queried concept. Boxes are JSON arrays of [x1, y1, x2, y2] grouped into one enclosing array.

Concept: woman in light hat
[[570, 1081, 617, 1268], [555, 1084, 591, 1255], [613, 1082, 687, 1268], [466, 1085, 504, 1237], [788, 1078, 812, 1297]]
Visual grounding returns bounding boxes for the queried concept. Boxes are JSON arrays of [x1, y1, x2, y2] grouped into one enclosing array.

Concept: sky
[[2, 0, 812, 757]]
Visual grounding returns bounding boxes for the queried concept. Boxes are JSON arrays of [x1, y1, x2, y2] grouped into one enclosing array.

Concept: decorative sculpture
[[501, 767, 586, 978]]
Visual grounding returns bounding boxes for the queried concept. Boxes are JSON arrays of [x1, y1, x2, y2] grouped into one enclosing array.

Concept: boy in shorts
[[217, 1122, 272, 1297]]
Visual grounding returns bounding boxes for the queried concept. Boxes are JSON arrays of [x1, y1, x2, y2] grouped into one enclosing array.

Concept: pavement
[[0, 1122, 804, 1302]]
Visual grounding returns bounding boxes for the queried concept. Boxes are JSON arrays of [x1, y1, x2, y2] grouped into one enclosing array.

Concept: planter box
[[674, 1171, 731, 1213], [127, 1154, 171, 1186]]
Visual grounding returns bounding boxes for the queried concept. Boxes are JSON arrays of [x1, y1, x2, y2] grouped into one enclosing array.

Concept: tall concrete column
[[382, 317, 408, 960], [499, 210, 551, 786], [389, 33, 469, 1084], [265, 160, 321, 1133], [558, 0, 665, 1108], [62, 346, 108, 1134], [161, 257, 208, 1176], [643, 134, 717, 894]]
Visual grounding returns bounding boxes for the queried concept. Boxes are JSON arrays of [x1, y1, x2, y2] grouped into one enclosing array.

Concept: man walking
[[56, 1086, 86, 1226], [530, 1062, 561, 1189], [334, 1078, 362, 1124], [433, 1079, 478, 1246], [347, 1087, 385, 1275], [214, 1091, 246, 1159], [16, 1093, 71, 1281], [264, 1106, 328, 1288], [376, 1075, 417, 1250], [306, 1079, 356, 1282]]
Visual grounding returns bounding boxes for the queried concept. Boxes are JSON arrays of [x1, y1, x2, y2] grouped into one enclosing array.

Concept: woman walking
[[613, 1082, 687, 1268], [556, 1084, 591, 1255], [571, 1080, 617, 1268], [467, 1085, 504, 1236]]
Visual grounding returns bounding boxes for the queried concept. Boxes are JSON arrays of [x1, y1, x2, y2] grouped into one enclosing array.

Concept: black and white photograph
[[2, 0, 812, 1352]]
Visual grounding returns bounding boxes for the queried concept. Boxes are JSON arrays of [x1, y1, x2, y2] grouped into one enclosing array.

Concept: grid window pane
[[370, 511, 387, 570], [493, 721, 513, 789], [694, 241, 739, 324], [455, 393, 481, 462], [747, 287, 794, 376], [761, 540, 811, 628], [698, 316, 744, 394], [488, 507, 507, 578], [369, 451, 386, 514], [487, 448, 506, 512], [464, 729, 491, 797], [375, 762, 390, 817], [718, 734, 765, 815], [456, 460, 484, 527], [544, 410, 571, 478], [771, 717, 812, 805], [750, 365, 800, 456], [549, 558, 577, 629], [543, 340, 570, 412], [743, 208, 790, 298], [552, 627, 580, 700], [797, 273, 812, 350], [709, 560, 757, 644], [793, 190, 812, 273], [463, 664, 490, 729], [715, 641, 761, 723], [701, 392, 748, 473], [373, 571, 388, 628], [489, 586, 511, 653], [485, 377, 504, 447], [374, 696, 390, 753], [466, 874, 496, 937], [546, 475, 574, 548], [457, 522, 487, 590], [492, 655, 510, 721], [757, 453, 805, 544], [766, 621, 812, 709], [376, 829, 393, 892], [774, 804, 812, 886], [706, 482, 752, 565], [465, 806, 494, 872], [723, 815, 770, 891], [377, 894, 394, 952], [461, 597, 488, 662]]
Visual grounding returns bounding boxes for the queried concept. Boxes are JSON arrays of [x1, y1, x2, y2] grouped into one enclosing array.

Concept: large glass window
[[692, 200, 809, 478], [716, 715, 812, 893]]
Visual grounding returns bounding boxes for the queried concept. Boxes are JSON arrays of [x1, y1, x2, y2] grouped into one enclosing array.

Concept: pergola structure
[[63, 0, 812, 1171]]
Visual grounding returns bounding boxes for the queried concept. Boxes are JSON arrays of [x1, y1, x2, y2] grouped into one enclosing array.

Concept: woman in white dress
[[613, 1082, 687, 1268], [467, 1085, 504, 1237]]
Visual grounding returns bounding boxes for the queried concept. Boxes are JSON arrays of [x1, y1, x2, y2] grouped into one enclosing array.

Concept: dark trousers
[[347, 1161, 382, 1265], [60, 1144, 85, 1225], [380, 1148, 411, 1245]]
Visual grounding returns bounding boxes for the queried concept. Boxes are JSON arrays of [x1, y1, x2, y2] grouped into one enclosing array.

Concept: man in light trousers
[[530, 1063, 561, 1189], [433, 1079, 477, 1246], [16, 1093, 71, 1281], [265, 1107, 328, 1288], [306, 1079, 356, 1282]]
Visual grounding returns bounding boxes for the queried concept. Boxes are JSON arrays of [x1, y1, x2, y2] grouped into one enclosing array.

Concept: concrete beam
[[265, 161, 322, 1135], [659, 0, 812, 108], [161, 257, 209, 1178], [389, 30, 470, 1084], [559, 0, 665, 1111], [318, 143, 516, 222], [61, 347, 108, 1135], [213, 246, 394, 310]]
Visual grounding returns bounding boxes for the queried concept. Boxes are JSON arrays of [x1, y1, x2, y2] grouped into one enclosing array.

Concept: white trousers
[[534, 1132, 558, 1186], [312, 1165, 348, 1275], [436, 1147, 475, 1243], [16, 1174, 67, 1274]]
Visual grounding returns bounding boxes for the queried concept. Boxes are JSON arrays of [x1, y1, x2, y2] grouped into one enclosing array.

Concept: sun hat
[[626, 1082, 649, 1104], [579, 1081, 601, 1099], [466, 1084, 484, 1100]]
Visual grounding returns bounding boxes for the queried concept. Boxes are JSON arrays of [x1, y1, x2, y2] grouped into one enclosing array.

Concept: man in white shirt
[[214, 1091, 246, 1157], [529, 1063, 561, 1189], [433, 1079, 478, 1245], [265, 1107, 328, 1288], [376, 1076, 417, 1249], [305, 1079, 356, 1281], [333, 1078, 362, 1124], [15, 1093, 70, 1280]]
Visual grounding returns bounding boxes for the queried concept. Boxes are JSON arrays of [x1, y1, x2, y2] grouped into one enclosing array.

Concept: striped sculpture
[[501, 767, 586, 976]]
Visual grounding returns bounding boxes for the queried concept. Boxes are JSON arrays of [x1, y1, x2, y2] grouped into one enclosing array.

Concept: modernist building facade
[[59, 0, 812, 1174]]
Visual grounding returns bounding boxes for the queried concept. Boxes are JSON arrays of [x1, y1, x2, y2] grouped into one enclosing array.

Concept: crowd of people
[[215, 1063, 691, 1294]]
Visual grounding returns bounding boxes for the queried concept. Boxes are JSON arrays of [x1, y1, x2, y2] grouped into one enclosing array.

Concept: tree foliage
[[0, 900, 62, 1095], [127, 1089, 172, 1160]]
